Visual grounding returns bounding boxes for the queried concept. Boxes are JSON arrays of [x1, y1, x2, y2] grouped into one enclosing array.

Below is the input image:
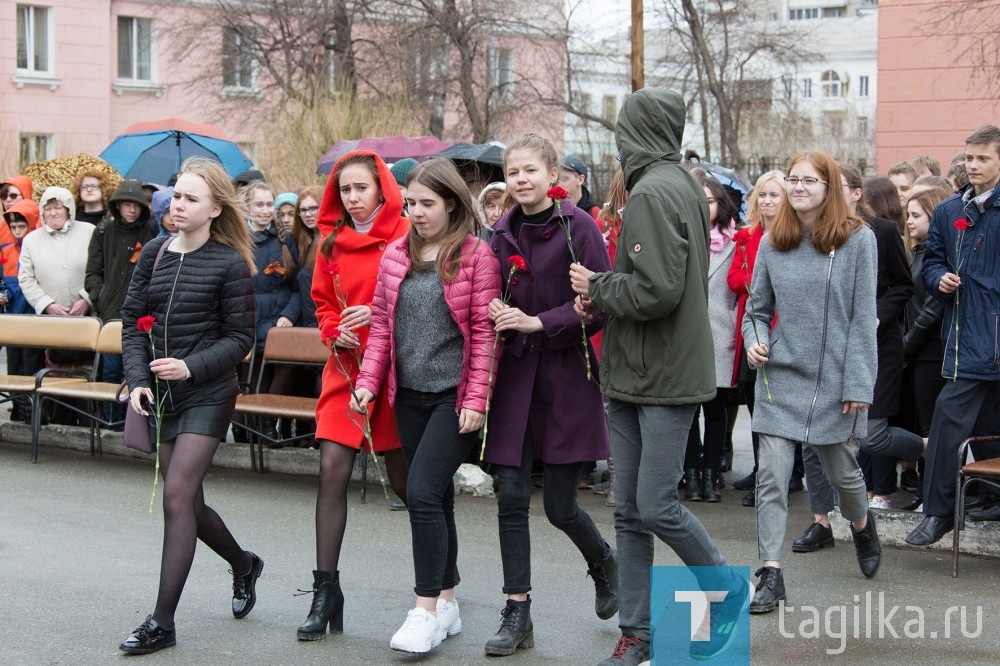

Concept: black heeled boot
[[297, 570, 345, 640], [702, 469, 721, 503], [484, 597, 534, 656], [587, 547, 619, 620], [684, 468, 702, 502]]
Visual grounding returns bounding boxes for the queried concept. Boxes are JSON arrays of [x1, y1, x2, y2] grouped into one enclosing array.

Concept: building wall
[[876, 0, 997, 173]]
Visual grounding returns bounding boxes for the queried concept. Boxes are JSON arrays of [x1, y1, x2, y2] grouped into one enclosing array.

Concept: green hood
[[615, 88, 685, 190]]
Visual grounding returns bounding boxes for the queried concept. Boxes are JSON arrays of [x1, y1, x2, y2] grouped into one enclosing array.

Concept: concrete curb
[[828, 507, 1000, 559]]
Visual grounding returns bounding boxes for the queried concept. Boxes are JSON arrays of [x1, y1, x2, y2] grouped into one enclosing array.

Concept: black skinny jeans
[[496, 430, 610, 594], [684, 388, 730, 470], [394, 387, 477, 598]]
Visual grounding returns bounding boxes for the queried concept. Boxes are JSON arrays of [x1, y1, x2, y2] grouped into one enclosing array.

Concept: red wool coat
[[356, 235, 501, 413], [312, 150, 409, 450]]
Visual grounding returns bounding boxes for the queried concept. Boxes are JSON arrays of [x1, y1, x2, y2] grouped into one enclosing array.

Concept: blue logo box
[[650, 565, 751, 665]]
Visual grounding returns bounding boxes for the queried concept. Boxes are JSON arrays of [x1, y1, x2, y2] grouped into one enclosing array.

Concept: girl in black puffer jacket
[[118, 157, 261, 655]]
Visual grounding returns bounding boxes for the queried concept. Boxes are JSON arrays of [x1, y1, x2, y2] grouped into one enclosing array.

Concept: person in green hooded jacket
[[570, 87, 748, 665]]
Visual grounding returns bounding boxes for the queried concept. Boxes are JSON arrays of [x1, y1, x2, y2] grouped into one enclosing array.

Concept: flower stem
[[480, 330, 501, 461], [333, 349, 389, 500]]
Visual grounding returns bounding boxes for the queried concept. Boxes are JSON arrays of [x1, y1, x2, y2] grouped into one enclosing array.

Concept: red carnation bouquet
[[547, 186, 593, 380], [481, 254, 526, 459]]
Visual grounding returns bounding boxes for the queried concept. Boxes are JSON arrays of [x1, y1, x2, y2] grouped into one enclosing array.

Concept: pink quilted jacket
[[356, 235, 501, 413]]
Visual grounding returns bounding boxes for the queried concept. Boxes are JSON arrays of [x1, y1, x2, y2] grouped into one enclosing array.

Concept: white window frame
[[858, 75, 870, 98], [488, 46, 515, 105], [221, 26, 259, 96], [117, 16, 155, 82], [821, 70, 842, 98], [19, 133, 53, 169], [13, 4, 60, 90], [113, 15, 165, 96], [801, 78, 812, 98]]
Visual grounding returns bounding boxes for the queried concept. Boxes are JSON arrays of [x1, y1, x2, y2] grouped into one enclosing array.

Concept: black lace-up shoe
[[749, 566, 785, 614], [119, 615, 176, 654], [792, 521, 835, 553], [231, 551, 264, 618]]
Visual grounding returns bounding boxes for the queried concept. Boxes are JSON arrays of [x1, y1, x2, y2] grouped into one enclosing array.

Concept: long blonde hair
[[743, 170, 785, 231], [905, 187, 952, 258], [240, 180, 294, 281], [177, 157, 256, 274]]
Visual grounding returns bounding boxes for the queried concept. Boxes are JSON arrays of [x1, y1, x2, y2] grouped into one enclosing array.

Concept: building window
[[801, 78, 812, 98], [858, 75, 869, 97], [857, 117, 869, 135], [821, 70, 841, 97], [16, 4, 52, 74], [789, 8, 819, 20], [782, 76, 794, 100], [488, 47, 515, 103], [222, 27, 257, 90], [823, 7, 846, 17], [602, 95, 617, 122], [738, 79, 773, 110], [117, 16, 154, 81], [19, 133, 52, 168], [828, 116, 843, 138]]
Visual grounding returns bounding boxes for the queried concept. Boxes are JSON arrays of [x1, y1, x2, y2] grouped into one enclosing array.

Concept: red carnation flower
[[547, 186, 569, 201], [953, 218, 971, 231], [137, 315, 156, 333], [508, 255, 527, 272], [323, 262, 341, 276], [0, 256, 7, 264]]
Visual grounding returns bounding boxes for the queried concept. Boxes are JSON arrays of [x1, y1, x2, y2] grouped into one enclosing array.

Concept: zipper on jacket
[[804, 249, 835, 443], [162, 252, 184, 409]]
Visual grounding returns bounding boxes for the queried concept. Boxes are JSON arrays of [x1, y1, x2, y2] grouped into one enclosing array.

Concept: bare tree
[[941, 0, 1000, 95]]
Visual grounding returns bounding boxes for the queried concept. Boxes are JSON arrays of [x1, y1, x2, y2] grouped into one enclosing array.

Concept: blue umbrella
[[99, 118, 253, 185]]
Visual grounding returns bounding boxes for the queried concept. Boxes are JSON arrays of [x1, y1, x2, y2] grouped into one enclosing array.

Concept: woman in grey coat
[[743, 152, 883, 614]]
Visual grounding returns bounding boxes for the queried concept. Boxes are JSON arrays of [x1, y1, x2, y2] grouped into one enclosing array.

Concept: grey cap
[[562, 155, 589, 181]]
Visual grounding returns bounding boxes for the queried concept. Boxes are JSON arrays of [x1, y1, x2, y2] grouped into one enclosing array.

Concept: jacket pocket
[[613, 319, 647, 374]]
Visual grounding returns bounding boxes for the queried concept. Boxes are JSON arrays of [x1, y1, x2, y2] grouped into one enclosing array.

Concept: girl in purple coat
[[483, 133, 616, 656]]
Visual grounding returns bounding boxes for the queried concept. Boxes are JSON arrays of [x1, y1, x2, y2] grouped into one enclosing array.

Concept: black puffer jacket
[[121, 236, 255, 414], [904, 244, 945, 363]]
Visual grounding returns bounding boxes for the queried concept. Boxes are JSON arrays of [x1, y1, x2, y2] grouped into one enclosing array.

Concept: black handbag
[[117, 238, 174, 454]]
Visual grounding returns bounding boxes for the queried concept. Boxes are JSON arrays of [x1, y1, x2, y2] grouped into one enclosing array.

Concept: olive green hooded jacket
[[588, 87, 716, 405]]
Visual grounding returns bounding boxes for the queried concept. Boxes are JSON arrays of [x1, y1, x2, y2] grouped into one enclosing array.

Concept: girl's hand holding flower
[[458, 409, 485, 434], [493, 305, 542, 333], [747, 342, 769, 368], [150, 357, 190, 381], [488, 297, 506, 321], [568, 262, 594, 296], [350, 388, 374, 414], [339, 304, 371, 330]]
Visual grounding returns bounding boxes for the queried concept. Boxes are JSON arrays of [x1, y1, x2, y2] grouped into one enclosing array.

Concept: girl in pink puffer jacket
[[351, 158, 500, 655]]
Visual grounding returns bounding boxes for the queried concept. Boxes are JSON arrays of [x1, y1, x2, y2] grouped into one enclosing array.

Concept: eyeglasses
[[784, 176, 826, 188], [2, 193, 21, 200], [298, 205, 320, 215], [80, 184, 101, 191]]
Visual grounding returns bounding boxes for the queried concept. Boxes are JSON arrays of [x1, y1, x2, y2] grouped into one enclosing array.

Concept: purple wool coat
[[484, 199, 612, 467]]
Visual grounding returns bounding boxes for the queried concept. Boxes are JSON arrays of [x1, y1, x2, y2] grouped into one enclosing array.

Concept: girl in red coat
[[351, 158, 500, 653], [298, 150, 409, 640]]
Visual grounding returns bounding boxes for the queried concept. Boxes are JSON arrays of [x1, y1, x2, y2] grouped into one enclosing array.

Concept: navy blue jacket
[[922, 185, 1000, 380], [250, 225, 299, 351]]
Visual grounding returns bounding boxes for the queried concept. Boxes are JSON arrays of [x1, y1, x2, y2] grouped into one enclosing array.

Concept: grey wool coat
[[708, 240, 738, 388], [742, 227, 878, 445]]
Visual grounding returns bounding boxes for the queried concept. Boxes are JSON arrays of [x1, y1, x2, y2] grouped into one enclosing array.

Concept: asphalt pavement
[[3, 419, 1000, 665]]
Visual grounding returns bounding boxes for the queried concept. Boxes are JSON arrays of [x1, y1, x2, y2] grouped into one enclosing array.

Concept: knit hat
[[2, 175, 34, 201], [39, 186, 76, 222], [151, 187, 174, 227], [274, 192, 298, 210], [562, 155, 589, 181], [390, 158, 419, 188], [109, 179, 150, 208]]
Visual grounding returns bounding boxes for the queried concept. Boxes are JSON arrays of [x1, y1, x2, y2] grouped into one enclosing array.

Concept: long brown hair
[[769, 152, 863, 253], [178, 157, 256, 274], [598, 167, 626, 233], [861, 177, 905, 235], [292, 185, 324, 270], [405, 158, 480, 281], [241, 180, 294, 281], [319, 154, 382, 258]]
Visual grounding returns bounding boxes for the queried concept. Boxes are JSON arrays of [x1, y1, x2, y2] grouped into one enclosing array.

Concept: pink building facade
[[2, 1, 565, 180], [876, 0, 998, 173]]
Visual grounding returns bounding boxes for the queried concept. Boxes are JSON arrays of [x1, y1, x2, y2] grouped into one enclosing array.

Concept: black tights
[[315, 440, 408, 573], [151, 434, 249, 629]]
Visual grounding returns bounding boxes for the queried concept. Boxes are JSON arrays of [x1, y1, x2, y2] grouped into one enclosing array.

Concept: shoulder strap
[[151, 237, 175, 275]]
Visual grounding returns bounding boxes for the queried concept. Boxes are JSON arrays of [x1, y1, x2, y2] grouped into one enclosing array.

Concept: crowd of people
[[3, 88, 999, 664]]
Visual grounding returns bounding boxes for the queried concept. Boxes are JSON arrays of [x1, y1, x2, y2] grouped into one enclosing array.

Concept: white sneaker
[[390, 608, 442, 653], [869, 496, 891, 510], [436, 599, 462, 638]]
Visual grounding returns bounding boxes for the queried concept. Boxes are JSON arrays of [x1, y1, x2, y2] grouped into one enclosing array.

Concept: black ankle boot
[[587, 548, 619, 620], [484, 597, 534, 656], [702, 469, 721, 503], [231, 551, 264, 619], [684, 468, 702, 501], [749, 566, 786, 614], [297, 570, 345, 639], [119, 614, 177, 654]]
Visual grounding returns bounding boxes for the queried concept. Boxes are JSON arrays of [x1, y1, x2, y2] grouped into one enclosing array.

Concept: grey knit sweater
[[742, 227, 878, 445]]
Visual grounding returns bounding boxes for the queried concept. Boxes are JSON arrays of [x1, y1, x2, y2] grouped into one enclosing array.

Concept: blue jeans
[[394, 387, 476, 597]]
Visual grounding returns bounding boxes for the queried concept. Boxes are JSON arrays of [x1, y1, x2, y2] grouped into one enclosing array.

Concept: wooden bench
[[32, 320, 125, 463], [0, 314, 101, 454], [232, 327, 329, 471]]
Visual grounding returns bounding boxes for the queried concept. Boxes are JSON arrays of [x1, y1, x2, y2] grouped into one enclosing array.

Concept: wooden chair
[[232, 327, 329, 471], [0, 314, 100, 449], [32, 320, 125, 462], [951, 435, 1000, 577]]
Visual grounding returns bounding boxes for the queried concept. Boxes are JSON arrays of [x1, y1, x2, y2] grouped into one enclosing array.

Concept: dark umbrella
[[316, 135, 451, 174], [99, 117, 253, 185], [436, 142, 506, 191], [696, 161, 752, 194]]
